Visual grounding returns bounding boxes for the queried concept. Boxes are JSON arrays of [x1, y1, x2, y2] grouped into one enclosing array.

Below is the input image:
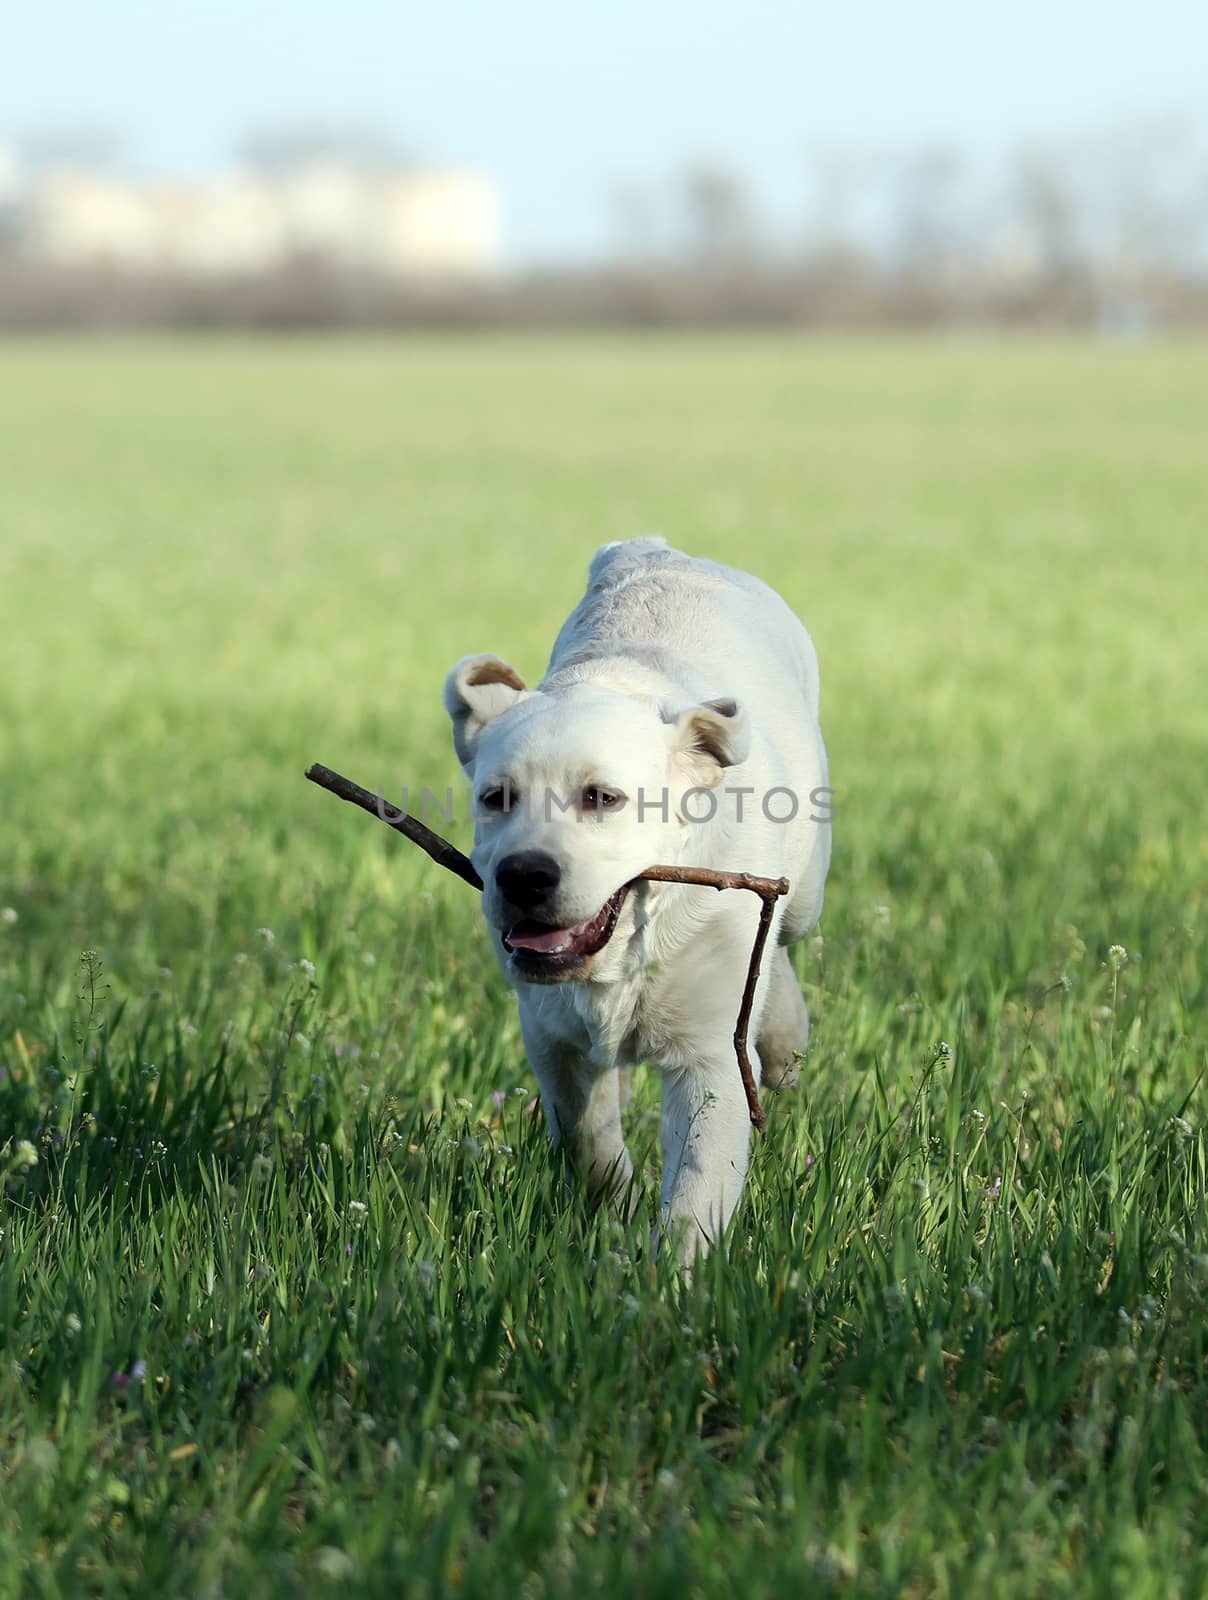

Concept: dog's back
[[548, 538, 821, 728]]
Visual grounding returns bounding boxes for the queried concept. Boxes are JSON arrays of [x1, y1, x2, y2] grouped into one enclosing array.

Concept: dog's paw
[[761, 1049, 806, 1093]]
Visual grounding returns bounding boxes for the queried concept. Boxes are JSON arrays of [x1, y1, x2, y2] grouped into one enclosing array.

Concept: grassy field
[[1, 335, 1206, 1598]]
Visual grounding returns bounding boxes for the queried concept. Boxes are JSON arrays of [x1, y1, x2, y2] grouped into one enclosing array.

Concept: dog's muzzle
[[501, 884, 629, 981]]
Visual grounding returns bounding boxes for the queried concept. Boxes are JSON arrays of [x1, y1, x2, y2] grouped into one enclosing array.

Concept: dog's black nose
[[496, 850, 561, 910]]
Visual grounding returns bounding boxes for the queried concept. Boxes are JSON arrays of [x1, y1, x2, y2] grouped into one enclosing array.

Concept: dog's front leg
[[519, 1015, 636, 1211], [658, 1053, 755, 1267]]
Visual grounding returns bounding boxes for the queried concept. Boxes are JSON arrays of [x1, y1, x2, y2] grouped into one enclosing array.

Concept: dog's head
[[444, 653, 747, 983]]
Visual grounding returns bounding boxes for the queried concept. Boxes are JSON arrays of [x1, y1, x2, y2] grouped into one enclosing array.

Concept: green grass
[[0, 334, 1206, 1598]]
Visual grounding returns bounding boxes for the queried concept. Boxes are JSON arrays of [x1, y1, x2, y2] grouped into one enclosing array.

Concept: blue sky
[[3, 1, 1203, 262]]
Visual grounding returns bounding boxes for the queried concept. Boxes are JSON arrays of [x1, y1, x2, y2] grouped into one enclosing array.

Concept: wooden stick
[[305, 763, 483, 890], [632, 864, 787, 1136], [304, 762, 789, 1135]]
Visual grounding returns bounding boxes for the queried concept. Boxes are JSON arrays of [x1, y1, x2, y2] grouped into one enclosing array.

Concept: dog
[[444, 538, 830, 1262]]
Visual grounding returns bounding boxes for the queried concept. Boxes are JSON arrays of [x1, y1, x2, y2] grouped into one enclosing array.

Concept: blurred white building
[[0, 145, 21, 244], [23, 162, 499, 279]]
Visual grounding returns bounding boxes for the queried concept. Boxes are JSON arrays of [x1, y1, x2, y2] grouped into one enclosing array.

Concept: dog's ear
[[444, 654, 528, 767], [665, 696, 749, 788]]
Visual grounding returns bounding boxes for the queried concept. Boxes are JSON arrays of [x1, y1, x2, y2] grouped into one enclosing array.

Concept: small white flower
[[348, 1200, 369, 1220], [0, 907, 17, 925], [256, 927, 275, 945], [1107, 945, 1128, 969], [14, 1140, 38, 1169], [64, 1313, 82, 1336], [316, 1549, 356, 1582], [297, 958, 316, 978]]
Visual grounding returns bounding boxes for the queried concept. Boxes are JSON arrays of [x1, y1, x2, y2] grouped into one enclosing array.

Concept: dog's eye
[[478, 785, 511, 812], [582, 786, 625, 813]]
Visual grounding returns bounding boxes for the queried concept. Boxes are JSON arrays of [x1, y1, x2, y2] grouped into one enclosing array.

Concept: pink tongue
[[506, 921, 586, 954]]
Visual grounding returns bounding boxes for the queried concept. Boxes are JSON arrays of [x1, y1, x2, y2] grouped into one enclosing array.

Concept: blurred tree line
[[1, 111, 1206, 330]]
